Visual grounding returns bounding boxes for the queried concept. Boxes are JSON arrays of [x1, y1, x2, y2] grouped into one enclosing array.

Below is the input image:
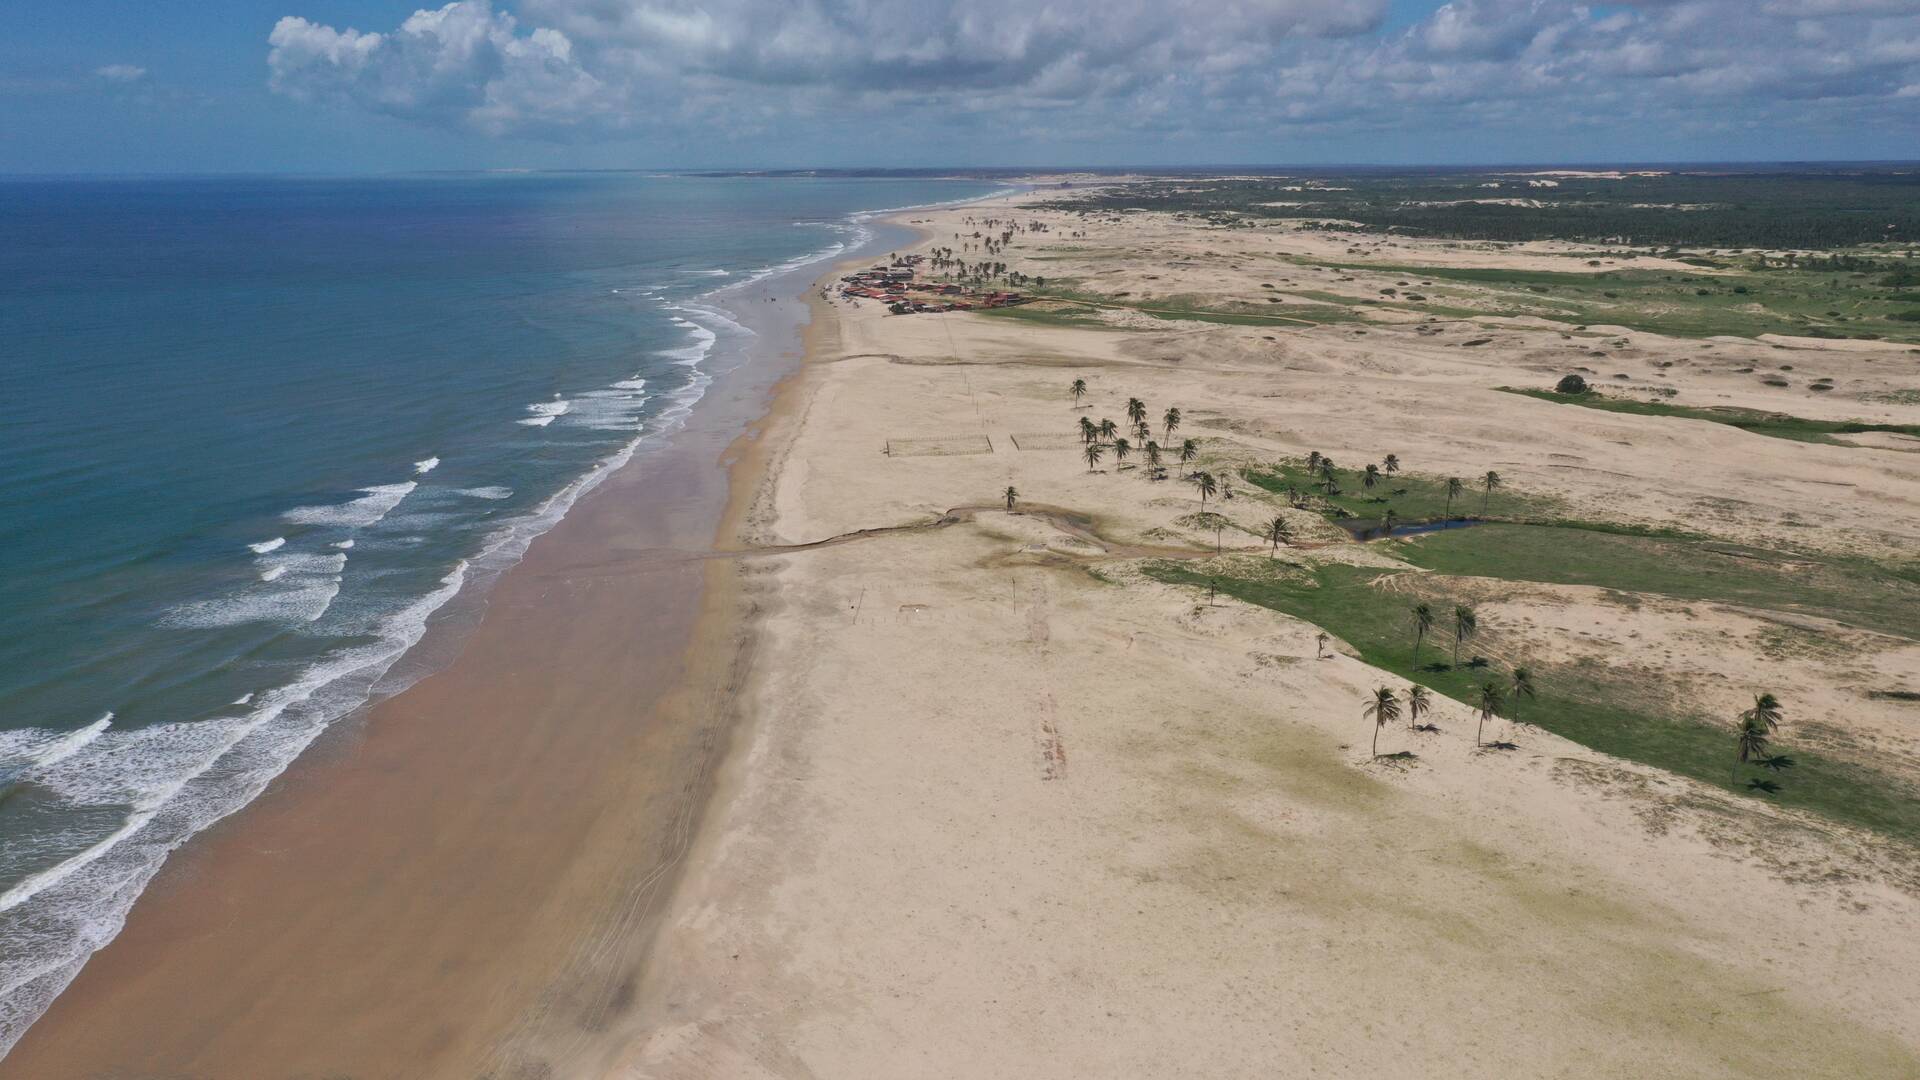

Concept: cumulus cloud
[[94, 64, 148, 83], [266, 0, 1920, 148]]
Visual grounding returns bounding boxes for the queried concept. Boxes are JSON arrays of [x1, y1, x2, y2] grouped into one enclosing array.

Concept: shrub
[[1555, 374, 1591, 394]]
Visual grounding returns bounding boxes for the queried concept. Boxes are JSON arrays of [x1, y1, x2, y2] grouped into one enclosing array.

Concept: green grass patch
[[1242, 461, 1552, 523], [1145, 559, 1920, 842], [1393, 523, 1920, 641], [1499, 388, 1920, 445]]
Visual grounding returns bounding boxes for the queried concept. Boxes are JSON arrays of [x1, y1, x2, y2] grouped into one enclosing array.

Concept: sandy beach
[[9, 185, 1920, 1079]]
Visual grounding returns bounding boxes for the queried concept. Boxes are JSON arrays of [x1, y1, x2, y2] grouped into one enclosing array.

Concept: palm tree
[[1408, 685, 1431, 731], [1410, 603, 1435, 668], [1083, 441, 1104, 472], [1733, 716, 1770, 785], [1144, 441, 1163, 472], [1451, 605, 1477, 667], [1384, 453, 1401, 476], [1381, 508, 1399, 538], [1113, 437, 1132, 463], [1179, 439, 1198, 478], [1163, 407, 1181, 441], [1315, 632, 1330, 658], [1070, 378, 1087, 407], [1127, 397, 1147, 432], [1363, 463, 1381, 494], [1510, 667, 1535, 722], [1444, 477, 1465, 520], [1481, 470, 1501, 515], [1741, 692, 1783, 732], [1267, 515, 1291, 556], [1078, 416, 1097, 445], [1004, 485, 1018, 510], [1476, 680, 1505, 747], [1305, 450, 1323, 473], [1364, 686, 1401, 758], [1134, 421, 1152, 445], [1098, 418, 1119, 443], [1188, 470, 1217, 511]]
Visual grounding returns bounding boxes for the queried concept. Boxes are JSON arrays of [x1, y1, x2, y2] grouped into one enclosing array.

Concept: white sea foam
[[456, 486, 513, 500], [516, 415, 556, 428], [413, 457, 440, 475], [679, 268, 729, 276], [283, 482, 417, 528], [332, 539, 354, 550], [259, 565, 287, 582], [232, 693, 253, 705], [247, 537, 286, 555]]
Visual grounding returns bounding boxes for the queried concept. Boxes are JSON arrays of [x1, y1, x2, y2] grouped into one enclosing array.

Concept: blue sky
[[4, 0, 1918, 173]]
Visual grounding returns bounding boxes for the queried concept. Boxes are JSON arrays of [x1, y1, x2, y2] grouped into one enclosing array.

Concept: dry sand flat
[[619, 198, 1920, 1076]]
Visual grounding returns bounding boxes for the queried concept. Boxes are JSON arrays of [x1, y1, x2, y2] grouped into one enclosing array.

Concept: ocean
[[0, 172, 1002, 1054]]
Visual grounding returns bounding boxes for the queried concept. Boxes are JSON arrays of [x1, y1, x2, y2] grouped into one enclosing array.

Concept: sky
[[3, 0, 1918, 173]]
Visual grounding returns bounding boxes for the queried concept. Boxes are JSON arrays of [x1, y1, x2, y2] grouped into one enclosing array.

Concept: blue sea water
[[0, 173, 1000, 1053]]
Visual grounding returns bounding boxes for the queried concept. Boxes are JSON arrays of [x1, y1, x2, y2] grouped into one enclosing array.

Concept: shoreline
[[0, 201, 943, 1076]]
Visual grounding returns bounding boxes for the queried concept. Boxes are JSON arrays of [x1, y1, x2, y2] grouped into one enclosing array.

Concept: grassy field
[[1295, 260, 1920, 343], [1498, 388, 1920, 445], [1145, 555, 1920, 843], [1392, 523, 1920, 641], [1241, 461, 1554, 523]]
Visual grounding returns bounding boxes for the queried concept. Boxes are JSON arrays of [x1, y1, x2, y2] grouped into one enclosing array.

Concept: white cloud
[[266, 0, 1920, 149], [94, 64, 148, 83]]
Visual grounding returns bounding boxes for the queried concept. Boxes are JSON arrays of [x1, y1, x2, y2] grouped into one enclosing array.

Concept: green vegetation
[[1498, 388, 1920, 445], [1394, 523, 1920, 640], [1060, 169, 1920, 250], [1242, 460, 1552, 522], [1145, 558, 1920, 841]]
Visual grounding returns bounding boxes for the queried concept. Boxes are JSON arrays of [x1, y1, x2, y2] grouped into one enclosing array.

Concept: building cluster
[[835, 255, 1029, 316]]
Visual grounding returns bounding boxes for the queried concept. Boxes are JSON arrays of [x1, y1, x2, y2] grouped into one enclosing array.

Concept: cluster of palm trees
[[1071, 381, 1195, 483], [1294, 450, 1503, 525], [1396, 600, 1536, 750]]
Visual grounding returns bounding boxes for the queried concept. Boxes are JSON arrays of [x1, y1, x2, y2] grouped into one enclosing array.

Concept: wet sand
[[0, 252, 843, 1078]]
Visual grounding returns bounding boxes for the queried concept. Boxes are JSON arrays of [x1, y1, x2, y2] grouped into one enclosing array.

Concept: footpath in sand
[[619, 193, 1920, 1077]]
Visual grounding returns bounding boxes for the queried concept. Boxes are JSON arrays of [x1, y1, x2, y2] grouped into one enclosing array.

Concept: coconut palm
[[1381, 508, 1399, 538], [1476, 680, 1505, 747], [1004, 485, 1018, 510], [1070, 378, 1087, 407], [1410, 602, 1435, 668], [1362, 463, 1381, 494], [1113, 437, 1132, 463], [1383, 453, 1401, 476], [1315, 632, 1330, 658], [1188, 470, 1217, 511], [1144, 440, 1163, 471], [1267, 515, 1292, 556], [1305, 450, 1323, 473], [1163, 407, 1181, 441], [1134, 421, 1152, 445], [1127, 397, 1147, 432], [1733, 716, 1770, 785], [1407, 685, 1431, 731], [1451, 605, 1477, 666], [1741, 692, 1783, 733], [1083, 441, 1104, 472], [1099, 417, 1119, 443], [1444, 476, 1465, 520], [1364, 686, 1401, 758], [1481, 470, 1501, 515], [1078, 416, 1097, 445], [1179, 439, 1199, 478], [1510, 667, 1536, 722]]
